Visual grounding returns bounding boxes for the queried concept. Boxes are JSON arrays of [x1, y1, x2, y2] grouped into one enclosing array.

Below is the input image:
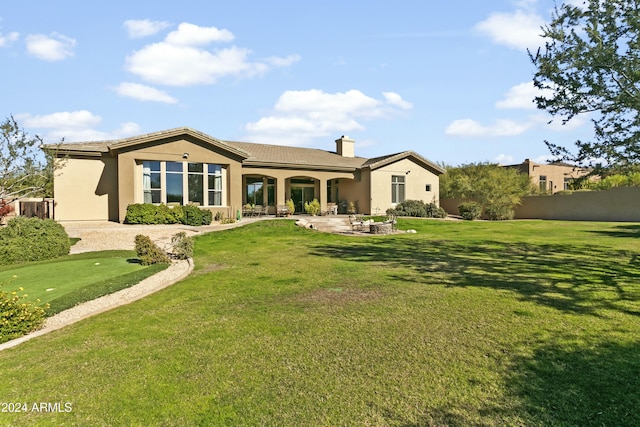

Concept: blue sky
[[0, 0, 589, 166]]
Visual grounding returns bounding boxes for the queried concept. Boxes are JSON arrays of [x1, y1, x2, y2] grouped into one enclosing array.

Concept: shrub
[[0, 217, 70, 265], [458, 202, 482, 220], [125, 204, 211, 226], [182, 205, 203, 226], [214, 211, 223, 221], [388, 200, 447, 218], [201, 209, 213, 225], [134, 235, 170, 266], [304, 199, 321, 216], [425, 203, 448, 218], [0, 279, 48, 344], [124, 203, 183, 224], [485, 204, 514, 221], [286, 199, 295, 214], [170, 232, 194, 260]]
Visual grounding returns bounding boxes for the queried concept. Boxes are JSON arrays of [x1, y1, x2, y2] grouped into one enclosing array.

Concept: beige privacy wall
[[515, 187, 640, 221], [442, 187, 640, 222]]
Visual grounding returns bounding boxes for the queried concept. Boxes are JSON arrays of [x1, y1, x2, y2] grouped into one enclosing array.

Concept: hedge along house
[[45, 127, 445, 222]]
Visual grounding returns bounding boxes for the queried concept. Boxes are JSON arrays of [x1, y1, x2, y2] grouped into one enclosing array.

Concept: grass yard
[[0, 251, 167, 316], [0, 219, 639, 426]]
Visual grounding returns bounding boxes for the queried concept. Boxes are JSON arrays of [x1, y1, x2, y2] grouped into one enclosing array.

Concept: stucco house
[[45, 127, 445, 222], [504, 158, 592, 194]]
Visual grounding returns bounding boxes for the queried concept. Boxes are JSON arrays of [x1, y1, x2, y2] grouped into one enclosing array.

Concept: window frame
[[391, 175, 406, 204], [141, 160, 225, 207]]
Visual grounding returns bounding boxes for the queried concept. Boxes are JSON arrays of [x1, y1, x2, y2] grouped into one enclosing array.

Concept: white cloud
[[25, 32, 76, 61], [496, 81, 554, 110], [165, 22, 233, 46], [0, 31, 19, 47], [475, 9, 545, 50], [124, 19, 172, 39], [494, 153, 515, 165], [264, 54, 302, 67], [530, 112, 590, 131], [245, 89, 412, 146], [113, 82, 178, 104], [533, 154, 555, 164], [16, 110, 141, 143], [445, 118, 533, 137], [383, 92, 413, 109], [125, 22, 299, 86]]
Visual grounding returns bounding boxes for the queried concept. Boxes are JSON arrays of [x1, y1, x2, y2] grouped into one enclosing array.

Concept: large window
[[392, 175, 405, 203], [141, 161, 224, 206], [166, 162, 183, 204], [143, 161, 161, 203], [188, 163, 204, 206], [208, 165, 222, 206]]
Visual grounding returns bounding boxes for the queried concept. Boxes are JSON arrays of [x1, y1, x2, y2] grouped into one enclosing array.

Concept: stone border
[[0, 259, 193, 351]]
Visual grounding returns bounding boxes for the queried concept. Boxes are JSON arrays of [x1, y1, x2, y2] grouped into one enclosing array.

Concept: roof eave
[[242, 160, 358, 172]]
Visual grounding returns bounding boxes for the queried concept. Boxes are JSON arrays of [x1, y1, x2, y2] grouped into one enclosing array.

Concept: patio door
[[290, 185, 315, 213]]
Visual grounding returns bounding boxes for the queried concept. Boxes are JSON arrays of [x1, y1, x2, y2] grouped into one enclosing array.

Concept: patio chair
[[349, 214, 367, 232], [276, 205, 289, 217], [384, 214, 398, 231], [253, 205, 263, 217]]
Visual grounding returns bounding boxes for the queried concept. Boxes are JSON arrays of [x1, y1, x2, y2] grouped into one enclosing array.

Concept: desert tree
[[530, 0, 640, 171]]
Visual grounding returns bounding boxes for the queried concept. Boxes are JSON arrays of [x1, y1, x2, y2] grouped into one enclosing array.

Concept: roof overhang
[[107, 127, 249, 160], [366, 151, 445, 175]]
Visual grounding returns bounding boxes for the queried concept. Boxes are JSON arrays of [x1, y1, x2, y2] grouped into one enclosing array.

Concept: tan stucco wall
[[115, 137, 243, 221], [516, 187, 640, 221], [54, 156, 118, 221], [370, 159, 440, 215]]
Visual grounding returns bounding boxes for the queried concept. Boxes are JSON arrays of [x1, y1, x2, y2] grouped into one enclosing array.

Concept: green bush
[[387, 200, 447, 218], [458, 202, 482, 220], [182, 205, 203, 226], [304, 199, 321, 215], [134, 235, 170, 266], [125, 204, 211, 225], [0, 280, 48, 344], [0, 217, 70, 265], [170, 232, 194, 260], [124, 203, 183, 224], [214, 211, 223, 221], [485, 204, 514, 221]]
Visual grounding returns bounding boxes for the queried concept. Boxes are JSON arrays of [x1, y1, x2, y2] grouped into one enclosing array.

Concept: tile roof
[[44, 126, 444, 174], [223, 140, 367, 169]]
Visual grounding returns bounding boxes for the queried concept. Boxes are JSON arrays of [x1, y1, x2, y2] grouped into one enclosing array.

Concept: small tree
[[440, 163, 533, 220], [1, 116, 61, 203]]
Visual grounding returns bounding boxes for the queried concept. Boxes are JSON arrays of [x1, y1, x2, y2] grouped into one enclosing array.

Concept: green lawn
[[0, 219, 639, 426], [0, 251, 167, 315]]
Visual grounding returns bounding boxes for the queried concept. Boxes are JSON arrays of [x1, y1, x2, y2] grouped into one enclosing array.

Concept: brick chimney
[[335, 135, 355, 157]]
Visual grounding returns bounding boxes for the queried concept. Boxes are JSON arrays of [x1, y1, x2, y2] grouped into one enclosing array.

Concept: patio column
[[276, 177, 286, 206], [318, 178, 327, 213]]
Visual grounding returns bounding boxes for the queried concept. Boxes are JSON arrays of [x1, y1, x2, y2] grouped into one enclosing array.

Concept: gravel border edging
[[0, 258, 194, 352]]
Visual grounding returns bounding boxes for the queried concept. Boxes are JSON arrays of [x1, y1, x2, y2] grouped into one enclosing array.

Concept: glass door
[[290, 185, 315, 213]]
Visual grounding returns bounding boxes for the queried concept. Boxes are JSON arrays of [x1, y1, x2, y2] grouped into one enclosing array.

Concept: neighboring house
[[45, 127, 445, 222], [505, 159, 592, 194]]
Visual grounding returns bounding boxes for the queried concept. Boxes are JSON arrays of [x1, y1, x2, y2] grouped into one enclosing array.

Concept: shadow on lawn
[[588, 223, 640, 238], [310, 236, 640, 317], [308, 235, 640, 426], [399, 339, 640, 426]]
